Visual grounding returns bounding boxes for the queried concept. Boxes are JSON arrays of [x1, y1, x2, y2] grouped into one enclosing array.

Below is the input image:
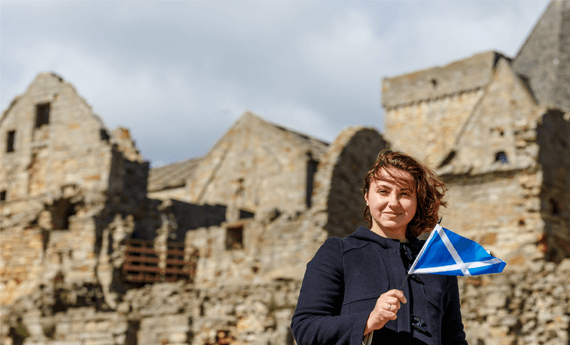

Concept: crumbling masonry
[[383, 1, 570, 343], [1, 1, 570, 345], [0, 72, 386, 344]]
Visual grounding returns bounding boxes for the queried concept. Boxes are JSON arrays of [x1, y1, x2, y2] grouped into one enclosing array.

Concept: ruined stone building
[[0, 72, 386, 344], [382, 1, 570, 343], [1, 1, 570, 345]]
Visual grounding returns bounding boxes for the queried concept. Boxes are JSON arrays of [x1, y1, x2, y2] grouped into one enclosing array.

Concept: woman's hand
[[364, 289, 407, 335]]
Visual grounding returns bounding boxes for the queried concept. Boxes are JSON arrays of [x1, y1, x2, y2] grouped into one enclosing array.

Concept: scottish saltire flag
[[408, 224, 506, 276]]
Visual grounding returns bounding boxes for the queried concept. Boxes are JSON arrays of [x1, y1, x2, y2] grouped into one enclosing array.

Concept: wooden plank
[[123, 265, 161, 273], [166, 249, 185, 255], [125, 246, 157, 254], [125, 256, 160, 264], [164, 258, 186, 265]]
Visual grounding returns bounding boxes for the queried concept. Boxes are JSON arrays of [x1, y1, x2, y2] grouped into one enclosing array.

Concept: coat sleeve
[[291, 238, 370, 345], [441, 277, 468, 345]]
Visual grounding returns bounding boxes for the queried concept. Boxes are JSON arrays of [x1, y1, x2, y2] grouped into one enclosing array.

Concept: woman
[[291, 150, 467, 345]]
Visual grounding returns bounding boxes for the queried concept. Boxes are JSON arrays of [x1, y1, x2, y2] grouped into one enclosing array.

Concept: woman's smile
[[364, 167, 417, 241]]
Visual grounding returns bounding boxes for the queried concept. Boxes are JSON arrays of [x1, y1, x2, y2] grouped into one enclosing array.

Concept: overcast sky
[[1, 0, 549, 167]]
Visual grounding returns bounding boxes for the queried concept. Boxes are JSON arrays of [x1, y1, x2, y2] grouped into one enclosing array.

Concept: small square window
[[36, 103, 50, 127], [226, 226, 243, 250], [0, 190, 6, 202], [6, 131, 15, 152]]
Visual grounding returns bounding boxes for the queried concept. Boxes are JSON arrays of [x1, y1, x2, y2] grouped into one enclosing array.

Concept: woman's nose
[[388, 192, 400, 206]]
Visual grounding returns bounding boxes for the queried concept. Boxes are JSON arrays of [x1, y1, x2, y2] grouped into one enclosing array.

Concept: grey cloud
[[1, 1, 550, 167]]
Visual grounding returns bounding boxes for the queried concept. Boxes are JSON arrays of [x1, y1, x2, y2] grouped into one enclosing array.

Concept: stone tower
[[512, 0, 570, 113], [382, 2, 570, 343]]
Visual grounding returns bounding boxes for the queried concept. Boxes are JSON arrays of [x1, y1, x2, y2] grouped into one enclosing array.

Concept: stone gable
[[0, 74, 386, 345], [183, 112, 330, 218]]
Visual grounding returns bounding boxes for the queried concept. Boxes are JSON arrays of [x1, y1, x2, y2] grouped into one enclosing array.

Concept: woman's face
[[364, 167, 417, 241]]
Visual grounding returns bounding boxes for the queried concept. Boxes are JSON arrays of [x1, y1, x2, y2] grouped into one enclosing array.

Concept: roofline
[[382, 50, 507, 82], [513, 0, 556, 62]]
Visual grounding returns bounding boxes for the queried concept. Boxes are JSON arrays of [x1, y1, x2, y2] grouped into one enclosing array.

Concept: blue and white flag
[[408, 224, 506, 276]]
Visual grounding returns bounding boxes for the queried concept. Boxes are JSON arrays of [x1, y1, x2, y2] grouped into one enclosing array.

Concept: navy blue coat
[[291, 227, 467, 345]]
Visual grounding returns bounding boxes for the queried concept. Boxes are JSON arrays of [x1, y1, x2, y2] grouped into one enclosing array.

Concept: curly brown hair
[[361, 149, 447, 238]]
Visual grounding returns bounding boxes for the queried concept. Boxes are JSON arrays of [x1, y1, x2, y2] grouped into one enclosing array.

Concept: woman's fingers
[[384, 289, 407, 304], [366, 289, 409, 332], [385, 298, 400, 311], [381, 290, 406, 311]]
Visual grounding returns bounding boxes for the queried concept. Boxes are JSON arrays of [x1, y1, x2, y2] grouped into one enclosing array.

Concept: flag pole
[[399, 218, 443, 291], [398, 273, 411, 291]]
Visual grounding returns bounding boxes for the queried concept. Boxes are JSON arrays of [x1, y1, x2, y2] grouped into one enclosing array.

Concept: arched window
[[495, 151, 508, 164]]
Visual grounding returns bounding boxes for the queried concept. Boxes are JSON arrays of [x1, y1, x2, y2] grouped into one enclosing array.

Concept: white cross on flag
[[408, 224, 506, 276]]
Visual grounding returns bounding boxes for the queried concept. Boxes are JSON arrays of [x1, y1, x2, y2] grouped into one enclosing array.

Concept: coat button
[[401, 245, 413, 261], [411, 315, 428, 333], [410, 274, 423, 284]]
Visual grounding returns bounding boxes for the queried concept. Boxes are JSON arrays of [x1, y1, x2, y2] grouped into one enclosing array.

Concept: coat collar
[[348, 226, 424, 252]]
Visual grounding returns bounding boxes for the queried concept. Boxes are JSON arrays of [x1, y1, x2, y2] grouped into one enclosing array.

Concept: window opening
[[306, 153, 319, 208], [550, 198, 560, 215], [7, 131, 15, 152], [35, 103, 50, 128], [8, 317, 29, 345], [239, 209, 254, 219], [100, 129, 110, 142], [495, 151, 508, 164], [226, 226, 243, 250], [0, 190, 6, 202], [430, 79, 438, 88], [165, 242, 190, 282], [123, 239, 160, 283], [49, 198, 76, 229]]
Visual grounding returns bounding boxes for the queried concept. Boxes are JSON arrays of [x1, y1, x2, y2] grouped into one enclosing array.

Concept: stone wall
[[380, 10, 570, 342], [148, 187, 187, 202], [0, 72, 153, 325], [384, 88, 485, 167], [184, 113, 329, 220], [312, 126, 387, 238], [3, 46, 570, 345], [0, 73, 114, 201], [0, 222, 45, 306], [1, 73, 390, 345], [441, 171, 544, 267], [459, 259, 570, 345], [1, 279, 301, 345], [537, 110, 570, 261], [443, 59, 540, 176]]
